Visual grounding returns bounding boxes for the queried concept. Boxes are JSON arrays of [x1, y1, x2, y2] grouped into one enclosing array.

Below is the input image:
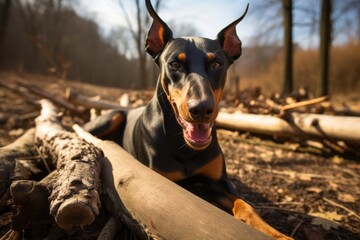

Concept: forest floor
[[0, 71, 359, 240]]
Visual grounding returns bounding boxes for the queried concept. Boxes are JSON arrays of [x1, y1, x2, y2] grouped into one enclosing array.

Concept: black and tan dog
[[84, 1, 292, 239]]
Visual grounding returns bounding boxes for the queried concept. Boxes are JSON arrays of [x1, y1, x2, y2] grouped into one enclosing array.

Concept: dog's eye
[[211, 62, 222, 70], [169, 61, 181, 70]]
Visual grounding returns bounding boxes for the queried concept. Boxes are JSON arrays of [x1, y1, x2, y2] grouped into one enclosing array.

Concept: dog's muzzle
[[177, 116, 213, 150]]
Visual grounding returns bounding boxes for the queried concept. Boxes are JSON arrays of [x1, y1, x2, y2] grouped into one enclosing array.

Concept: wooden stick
[[0, 81, 38, 105], [65, 88, 131, 111], [280, 96, 329, 112], [323, 197, 360, 220], [73, 124, 271, 240], [16, 80, 81, 113], [35, 99, 102, 231]]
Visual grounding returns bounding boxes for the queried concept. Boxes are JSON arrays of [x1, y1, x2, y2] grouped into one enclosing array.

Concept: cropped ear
[[145, 0, 173, 63], [217, 3, 249, 63]]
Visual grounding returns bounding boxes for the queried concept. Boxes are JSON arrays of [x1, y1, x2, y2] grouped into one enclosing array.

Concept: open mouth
[[177, 116, 213, 149]]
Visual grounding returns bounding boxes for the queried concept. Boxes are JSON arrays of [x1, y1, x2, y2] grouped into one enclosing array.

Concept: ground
[[0, 71, 359, 240]]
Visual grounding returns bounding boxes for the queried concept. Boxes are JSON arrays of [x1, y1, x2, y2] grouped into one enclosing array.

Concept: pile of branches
[[0, 80, 272, 239], [0, 77, 359, 239], [219, 87, 360, 158], [224, 86, 360, 117]]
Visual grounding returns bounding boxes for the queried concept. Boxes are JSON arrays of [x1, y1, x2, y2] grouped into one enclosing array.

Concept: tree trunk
[[0, 0, 11, 63], [317, 0, 332, 97], [282, 0, 293, 95]]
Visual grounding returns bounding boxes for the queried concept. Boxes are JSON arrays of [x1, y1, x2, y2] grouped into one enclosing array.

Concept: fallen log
[[65, 88, 131, 111], [0, 81, 38, 105], [216, 111, 360, 144], [73, 124, 271, 240], [35, 99, 102, 231], [16, 79, 81, 113], [0, 128, 36, 197]]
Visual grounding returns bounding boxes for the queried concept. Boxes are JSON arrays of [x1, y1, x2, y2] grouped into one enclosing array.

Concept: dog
[[84, 1, 293, 239]]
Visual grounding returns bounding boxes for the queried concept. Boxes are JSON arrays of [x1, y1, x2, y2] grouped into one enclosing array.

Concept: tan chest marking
[[153, 155, 223, 182], [195, 154, 223, 181]]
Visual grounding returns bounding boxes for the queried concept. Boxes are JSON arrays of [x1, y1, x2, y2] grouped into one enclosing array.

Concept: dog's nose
[[188, 99, 214, 121]]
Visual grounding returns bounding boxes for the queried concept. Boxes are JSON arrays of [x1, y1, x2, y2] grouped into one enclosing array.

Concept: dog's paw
[[273, 234, 294, 240]]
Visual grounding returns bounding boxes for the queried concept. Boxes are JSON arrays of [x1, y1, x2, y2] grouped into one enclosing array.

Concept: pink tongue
[[187, 123, 210, 141]]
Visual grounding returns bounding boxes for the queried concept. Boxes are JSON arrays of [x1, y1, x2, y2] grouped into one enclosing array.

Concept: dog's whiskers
[[178, 143, 188, 150], [174, 131, 183, 137]]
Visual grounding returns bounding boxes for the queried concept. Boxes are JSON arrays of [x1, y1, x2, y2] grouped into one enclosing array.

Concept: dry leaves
[[306, 187, 323, 193], [310, 211, 344, 230], [337, 193, 357, 203]]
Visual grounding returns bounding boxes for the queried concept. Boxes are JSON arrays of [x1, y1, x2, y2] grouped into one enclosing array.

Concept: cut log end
[[55, 198, 96, 231], [10, 180, 51, 231]]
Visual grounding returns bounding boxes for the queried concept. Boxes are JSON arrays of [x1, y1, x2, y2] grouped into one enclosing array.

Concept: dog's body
[[84, 1, 292, 239]]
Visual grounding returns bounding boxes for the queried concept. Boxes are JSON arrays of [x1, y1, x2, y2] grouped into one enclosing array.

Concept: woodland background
[[0, 0, 359, 97], [0, 1, 360, 239]]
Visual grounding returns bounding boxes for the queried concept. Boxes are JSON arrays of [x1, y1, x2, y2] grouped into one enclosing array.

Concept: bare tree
[[0, 0, 11, 52], [282, 0, 293, 95], [249, 0, 294, 95], [14, 0, 69, 78], [118, 0, 163, 89], [317, 0, 332, 97]]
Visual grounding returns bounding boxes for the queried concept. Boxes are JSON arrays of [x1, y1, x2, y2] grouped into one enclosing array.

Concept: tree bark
[[35, 99, 102, 231], [216, 111, 360, 144], [73, 124, 271, 240], [0, 128, 36, 197], [317, 0, 332, 97], [10, 173, 55, 232], [118, 0, 163, 89], [0, 0, 11, 63], [282, 0, 293, 95]]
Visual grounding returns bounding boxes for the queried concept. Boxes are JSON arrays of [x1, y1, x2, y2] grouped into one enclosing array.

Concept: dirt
[[0, 71, 359, 240]]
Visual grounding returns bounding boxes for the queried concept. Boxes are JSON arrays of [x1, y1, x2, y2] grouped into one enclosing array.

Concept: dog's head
[[145, 0, 248, 150]]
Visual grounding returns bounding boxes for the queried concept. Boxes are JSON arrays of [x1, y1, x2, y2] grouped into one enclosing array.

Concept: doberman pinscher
[[84, 1, 293, 239]]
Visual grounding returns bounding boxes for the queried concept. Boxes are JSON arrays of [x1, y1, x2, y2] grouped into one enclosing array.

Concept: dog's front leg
[[232, 198, 294, 240], [210, 178, 294, 240]]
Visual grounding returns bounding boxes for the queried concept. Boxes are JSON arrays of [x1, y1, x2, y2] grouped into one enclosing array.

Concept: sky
[[69, 0, 358, 56], [71, 0, 258, 44]]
